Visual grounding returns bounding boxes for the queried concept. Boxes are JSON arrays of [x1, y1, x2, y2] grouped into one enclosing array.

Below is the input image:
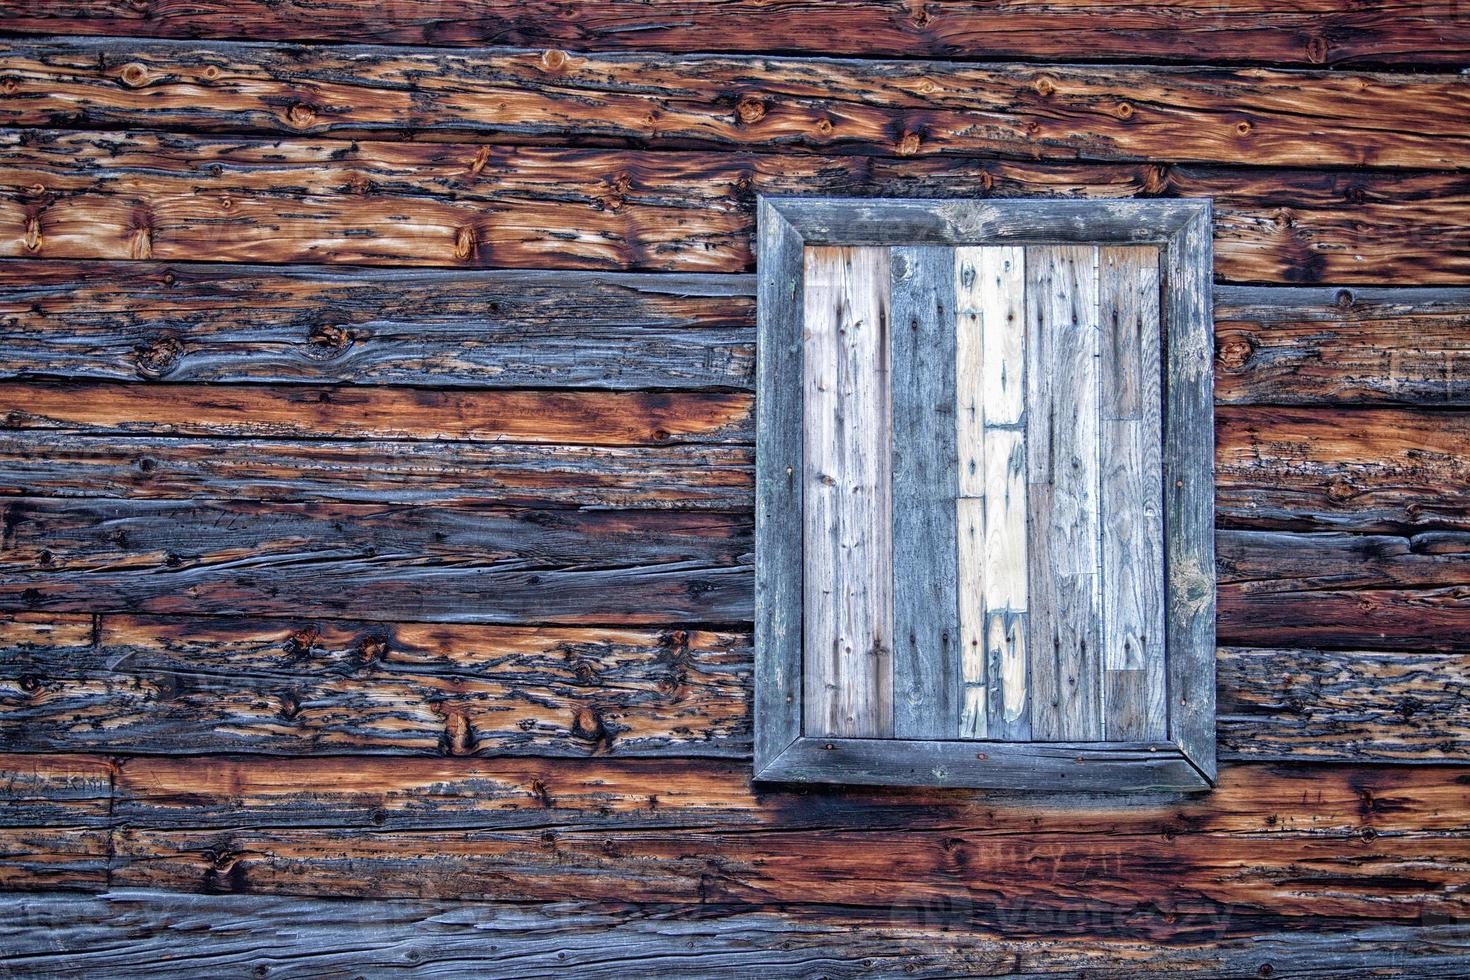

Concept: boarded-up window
[[755, 198, 1215, 791]]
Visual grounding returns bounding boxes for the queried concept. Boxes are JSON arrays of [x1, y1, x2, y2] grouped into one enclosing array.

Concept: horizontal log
[[0, 260, 755, 389], [0, 743, 112, 828], [2, 612, 1461, 761], [0, 382, 752, 446], [104, 755, 1470, 834], [6, 39, 1470, 170], [9, 893, 1470, 978], [1214, 286, 1470, 406], [0, 827, 110, 892], [0, 614, 751, 757], [2, 1, 1466, 67], [0, 499, 754, 624], [1216, 406, 1470, 532], [4, 265, 1470, 409], [7, 130, 1470, 283], [0, 433, 752, 510], [106, 819, 1470, 923], [1217, 529, 1470, 651], [1219, 647, 1469, 763]]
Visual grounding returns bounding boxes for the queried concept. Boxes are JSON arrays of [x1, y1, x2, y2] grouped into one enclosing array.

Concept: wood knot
[[133, 337, 183, 379], [23, 216, 41, 252], [469, 144, 492, 177], [1303, 35, 1329, 64], [1235, 119, 1253, 137], [440, 710, 475, 756], [1143, 165, 1170, 195], [453, 226, 478, 261], [201, 65, 221, 82], [1326, 476, 1357, 502], [736, 95, 767, 125], [1215, 332, 1254, 371], [540, 49, 567, 72], [570, 706, 609, 747], [281, 625, 320, 659], [1033, 75, 1057, 98], [129, 226, 153, 260], [1335, 288, 1356, 308], [816, 118, 834, 136], [306, 322, 352, 358], [1115, 102, 1134, 120], [285, 103, 318, 129], [0, 77, 19, 96], [896, 132, 921, 156], [119, 62, 151, 88]]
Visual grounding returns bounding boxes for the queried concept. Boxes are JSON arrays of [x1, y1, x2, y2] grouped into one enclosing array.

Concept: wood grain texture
[[0, 615, 749, 758], [1098, 246, 1165, 741], [1026, 245, 1103, 741], [7, 893, 1470, 979], [9, 129, 1470, 283], [802, 246, 892, 738], [0, 381, 750, 447], [955, 246, 1029, 740], [0, 260, 754, 389], [0, 432, 752, 511], [1215, 286, 1470, 406], [889, 245, 958, 738], [7, 38, 1470, 169], [0, 499, 753, 625], [3, 1, 1467, 66]]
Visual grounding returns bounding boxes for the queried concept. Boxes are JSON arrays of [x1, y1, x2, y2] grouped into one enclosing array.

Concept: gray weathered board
[[755, 197, 1215, 792]]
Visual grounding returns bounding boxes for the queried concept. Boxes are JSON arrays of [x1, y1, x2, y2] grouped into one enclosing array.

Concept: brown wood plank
[[0, 738, 112, 893], [0, 381, 751, 447], [802, 246, 892, 738], [0, 498, 753, 625], [0, 615, 749, 757], [1215, 286, 1470, 406], [2, 1, 1465, 66], [0, 432, 751, 511], [6, 39, 1470, 169], [9, 131, 1470, 283], [108, 817, 1470, 925], [1216, 406, 1470, 532], [0, 259, 755, 390]]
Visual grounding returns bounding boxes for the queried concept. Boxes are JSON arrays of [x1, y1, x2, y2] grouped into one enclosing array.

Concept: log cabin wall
[[0, 2, 1468, 974]]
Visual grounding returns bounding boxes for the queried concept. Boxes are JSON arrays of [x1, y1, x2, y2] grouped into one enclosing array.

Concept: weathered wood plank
[[890, 245, 957, 738], [0, 498, 753, 625], [0, 615, 749, 757], [3, 1, 1466, 66], [107, 817, 1470, 924], [955, 246, 1029, 740], [7, 892, 1470, 978], [7, 38, 1470, 169], [1217, 529, 1470, 652], [1217, 405, 1470, 533], [0, 432, 752, 511], [802, 246, 892, 738], [0, 259, 754, 389], [1026, 245, 1103, 741], [0, 381, 751, 446], [1099, 246, 1166, 741], [9, 130, 1470, 283], [1214, 286, 1470, 406]]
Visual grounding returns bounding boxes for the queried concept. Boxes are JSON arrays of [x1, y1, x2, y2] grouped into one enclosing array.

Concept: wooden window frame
[[754, 196, 1216, 792]]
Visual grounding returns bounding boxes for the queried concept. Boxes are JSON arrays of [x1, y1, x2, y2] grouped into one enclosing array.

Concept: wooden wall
[[1, 2, 1468, 974]]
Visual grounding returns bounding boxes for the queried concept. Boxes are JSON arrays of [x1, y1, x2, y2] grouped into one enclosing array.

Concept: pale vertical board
[[891, 245, 959, 738], [753, 200, 804, 771], [1025, 245, 1103, 742], [955, 246, 1028, 740], [802, 246, 893, 738], [1099, 246, 1167, 741]]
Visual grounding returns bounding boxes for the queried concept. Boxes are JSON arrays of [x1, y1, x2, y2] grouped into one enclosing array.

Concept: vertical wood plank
[[956, 245, 1029, 740], [1163, 207, 1218, 782], [1099, 245, 1167, 741], [891, 245, 959, 738], [754, 199, 805, 772], [802, 245, 893, 738], [1026, 245, 1103, 742]]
